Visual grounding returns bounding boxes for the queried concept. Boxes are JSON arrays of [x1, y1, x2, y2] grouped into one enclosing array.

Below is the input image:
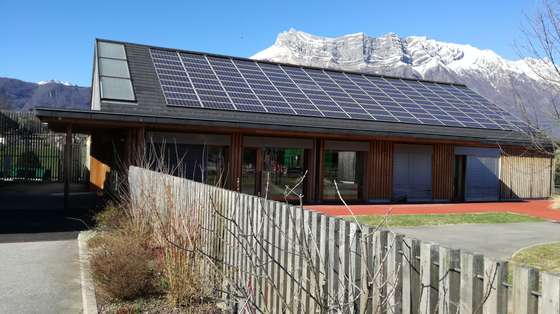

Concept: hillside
[[0, 77, 90, 111]]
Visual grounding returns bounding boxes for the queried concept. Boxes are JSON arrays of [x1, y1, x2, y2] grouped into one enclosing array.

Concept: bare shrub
[[90, 225, 156, 300], [161, 246, 207, 307], [93, 202, 130, 231]]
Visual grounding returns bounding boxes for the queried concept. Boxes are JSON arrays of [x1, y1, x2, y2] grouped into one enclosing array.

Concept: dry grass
[[90, 193, 215, 310], [89, 223, 157, 301], [162, 246, 208, 307]]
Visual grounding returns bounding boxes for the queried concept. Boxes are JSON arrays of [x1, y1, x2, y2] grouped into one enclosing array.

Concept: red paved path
[[306, 200, 560, 221]]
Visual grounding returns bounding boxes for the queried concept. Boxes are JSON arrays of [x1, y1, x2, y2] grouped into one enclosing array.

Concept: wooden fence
[[128, 166, 560, 313]]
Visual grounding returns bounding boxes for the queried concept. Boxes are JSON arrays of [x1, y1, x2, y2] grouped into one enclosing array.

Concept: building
[[36, 39, 554, 203]]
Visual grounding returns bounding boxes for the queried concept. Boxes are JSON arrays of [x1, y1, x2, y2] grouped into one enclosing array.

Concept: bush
[[90, 229, 156, 300]]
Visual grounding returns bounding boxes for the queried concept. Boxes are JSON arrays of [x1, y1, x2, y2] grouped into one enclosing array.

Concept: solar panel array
[[150, 48, 522, 131]]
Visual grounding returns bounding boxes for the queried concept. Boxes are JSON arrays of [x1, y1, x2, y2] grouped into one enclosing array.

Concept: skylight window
[[97, 41, 135, 101]]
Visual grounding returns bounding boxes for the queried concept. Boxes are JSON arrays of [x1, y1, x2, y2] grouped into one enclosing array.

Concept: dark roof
[[38, 39, 542, 146]]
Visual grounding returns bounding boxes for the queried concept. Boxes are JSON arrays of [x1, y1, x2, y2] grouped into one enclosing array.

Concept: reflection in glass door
[[261, 148, 305, 201], [241, 148, 257, 195], [323, 150, 364, 201]]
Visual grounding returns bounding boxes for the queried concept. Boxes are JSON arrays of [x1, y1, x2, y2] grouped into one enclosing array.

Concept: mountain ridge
[[0, 77, 90, 111]]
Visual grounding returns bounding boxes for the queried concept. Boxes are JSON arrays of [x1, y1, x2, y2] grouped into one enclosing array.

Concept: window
[[98, 42, 127, 59], [100, 77, 135, 101], [99, 58, 130, 78], [97, 41, 135, 101]]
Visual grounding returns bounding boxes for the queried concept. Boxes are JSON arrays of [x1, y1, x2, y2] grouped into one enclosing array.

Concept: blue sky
[[0, 0, 540, 86]]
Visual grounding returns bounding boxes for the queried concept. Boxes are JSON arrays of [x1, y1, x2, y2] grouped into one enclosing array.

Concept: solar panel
[[150, 48, 525, 131]]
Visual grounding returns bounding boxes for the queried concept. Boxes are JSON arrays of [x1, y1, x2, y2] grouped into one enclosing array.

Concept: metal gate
[[0, 111, 88, 184]]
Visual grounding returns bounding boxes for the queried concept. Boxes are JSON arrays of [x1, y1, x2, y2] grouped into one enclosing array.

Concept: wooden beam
[[64, 124, 72, 211], [41, 116, 527, 149]]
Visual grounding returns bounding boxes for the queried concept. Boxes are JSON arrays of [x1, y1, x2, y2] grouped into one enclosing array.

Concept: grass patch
[[511, 242, 560, 274], [353, 212, 543, 227]]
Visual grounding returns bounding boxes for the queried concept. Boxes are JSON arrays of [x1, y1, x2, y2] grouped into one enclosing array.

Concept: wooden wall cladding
[[432, 144, 454, 201], [500, 154, 553, 199], [368, 141, 394, 200], [126, 127, 145, 166]]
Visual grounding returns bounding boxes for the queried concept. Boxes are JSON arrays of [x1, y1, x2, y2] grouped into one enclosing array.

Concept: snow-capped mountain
[[37, 79, 76, 87], [253, 29, 560, 135]]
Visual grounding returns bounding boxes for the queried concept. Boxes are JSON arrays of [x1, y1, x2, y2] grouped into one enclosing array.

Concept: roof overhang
[[35, 107, 543, 147]]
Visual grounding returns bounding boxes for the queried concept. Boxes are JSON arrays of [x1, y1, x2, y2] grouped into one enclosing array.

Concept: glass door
[[241, 148, 257, 195], [323, 150, 364, 201], [261, 148, 305, 201]]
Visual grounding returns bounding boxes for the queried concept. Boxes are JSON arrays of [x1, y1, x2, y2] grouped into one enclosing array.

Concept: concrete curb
[[78, 231, 98, 314]]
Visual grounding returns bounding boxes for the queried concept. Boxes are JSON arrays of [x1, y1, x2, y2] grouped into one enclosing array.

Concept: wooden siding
[[500, 153, 553, 199], [126, 127, 145, 166], [368, 141, 393, 200], [432, 144, 454, 201], [316, 139, 325, 200]]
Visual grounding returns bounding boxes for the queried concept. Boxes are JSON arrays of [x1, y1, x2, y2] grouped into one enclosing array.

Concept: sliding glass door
[[261, 147, 305, 201], [242, 146, 307, 201], [323, 150, 365, 201]]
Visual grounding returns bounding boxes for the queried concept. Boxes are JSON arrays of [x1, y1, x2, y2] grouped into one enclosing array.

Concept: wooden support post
[[316, 139, 324, 202], [64, 124, 72, 211], [229, 133, 243, 191], [255, 148, 263, 196]]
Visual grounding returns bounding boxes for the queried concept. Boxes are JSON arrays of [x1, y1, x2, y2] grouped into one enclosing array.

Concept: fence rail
[[129, 166, 560, 313], [0, 110, 88, 183]]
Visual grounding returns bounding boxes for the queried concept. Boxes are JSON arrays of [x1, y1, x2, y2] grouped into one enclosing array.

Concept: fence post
[[276, 204, 293, 312], [318, 214, 329, 312], [402, 238, 421, 314], [387, 232, 404, 314], [348, 222, 362, 313], [338, 220, 350, 311], [438, 247, 460, 314], [539, 272, 560, 313], [327, 216, 340, 310], [483, 259, 508, 314], [308, 211, 321, 313], [358, 226, 372, 313], [268, 202, 280, 312], [512, 264, 539, 314], [419, 243, 439, 314], [460, 252, 484, 313], [302, 209, 313, 313], [372, 230, 389, 313]]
